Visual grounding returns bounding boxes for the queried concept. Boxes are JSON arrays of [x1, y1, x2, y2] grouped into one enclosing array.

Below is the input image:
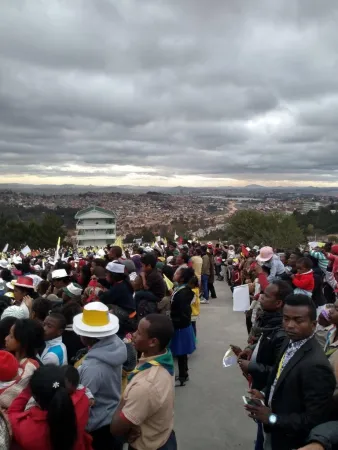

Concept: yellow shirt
[[191, 287, 200, 318]]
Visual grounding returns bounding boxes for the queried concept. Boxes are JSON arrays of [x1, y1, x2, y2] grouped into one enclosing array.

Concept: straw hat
[[6, 281, 15, 290], [73, 302, 119, 338]]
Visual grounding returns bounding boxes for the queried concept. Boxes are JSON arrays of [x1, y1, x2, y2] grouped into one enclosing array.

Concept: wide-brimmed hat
[[12, 255, 22, 265], [73, 302, 119, 338], [63, 282, 82, 298], [52, 269, 68, 279], [6, 281, 15, 290], [0, 259, 9, 269], [15, 276, 34, 289], [256, 246, 274, 263]]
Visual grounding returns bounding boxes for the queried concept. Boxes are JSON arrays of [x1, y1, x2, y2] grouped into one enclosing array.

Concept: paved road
[[174, 281, 255, 450]]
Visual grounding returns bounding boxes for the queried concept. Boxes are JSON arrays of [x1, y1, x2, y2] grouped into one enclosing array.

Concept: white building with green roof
[[75, 206, 117, 247]]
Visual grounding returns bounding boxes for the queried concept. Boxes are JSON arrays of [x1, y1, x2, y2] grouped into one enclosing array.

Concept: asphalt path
[[174, 280, 255, 449]]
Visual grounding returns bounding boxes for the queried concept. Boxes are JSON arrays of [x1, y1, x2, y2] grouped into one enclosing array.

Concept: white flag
[[21, 245, 31, 256], [174, 231, 178, 240], [2, 243, 8, 253]]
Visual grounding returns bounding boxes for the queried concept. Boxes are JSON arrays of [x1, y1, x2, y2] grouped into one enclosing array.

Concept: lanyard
[[276, 352, 286, 380]]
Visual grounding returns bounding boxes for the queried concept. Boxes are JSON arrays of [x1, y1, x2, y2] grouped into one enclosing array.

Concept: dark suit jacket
[[264, 336, 336, 450]]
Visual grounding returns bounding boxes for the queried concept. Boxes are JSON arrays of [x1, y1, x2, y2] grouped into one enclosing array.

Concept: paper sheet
[[233, 284, 250, 312]]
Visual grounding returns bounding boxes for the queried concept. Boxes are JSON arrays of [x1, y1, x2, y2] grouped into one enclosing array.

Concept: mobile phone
[[242, 396, 264, 407]]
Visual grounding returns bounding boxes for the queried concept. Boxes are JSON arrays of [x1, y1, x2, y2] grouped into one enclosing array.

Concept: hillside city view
[[0, 185, 338, 246], [2, 2, 338, 450]]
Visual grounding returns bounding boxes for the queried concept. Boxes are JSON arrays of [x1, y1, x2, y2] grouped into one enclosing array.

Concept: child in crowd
[[25, 364, 94, 410], [0, 350, 20, 404], [41, 312, 68, 366], [291, 257, 315, 297], [3, 319, 44, 409], [8, 365, 93, 450], [231, 261, 241, 292], [170, 267, 196, 386], [190, 276, 200, 337]]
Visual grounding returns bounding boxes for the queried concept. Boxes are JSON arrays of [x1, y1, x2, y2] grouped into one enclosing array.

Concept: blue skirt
[[170, 325, 196, 356]]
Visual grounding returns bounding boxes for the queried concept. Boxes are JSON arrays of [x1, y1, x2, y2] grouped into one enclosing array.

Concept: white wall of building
[[76, 209, 116, 247]]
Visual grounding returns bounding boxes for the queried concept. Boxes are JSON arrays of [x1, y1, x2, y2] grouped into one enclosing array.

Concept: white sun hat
[[52, 269, 68, 279], [12, 256, 22, 265], [73, 302, 119, 338], [0, 259, 9, 269], [6, 281, 15, 290]]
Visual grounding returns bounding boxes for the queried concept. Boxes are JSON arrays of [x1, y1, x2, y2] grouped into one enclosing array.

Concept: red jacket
[[8, 387, 93, 450], [292, 271, 315, 292]]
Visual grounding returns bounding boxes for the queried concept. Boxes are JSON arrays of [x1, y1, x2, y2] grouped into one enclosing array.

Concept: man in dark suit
[[245, 294, 336, 450]]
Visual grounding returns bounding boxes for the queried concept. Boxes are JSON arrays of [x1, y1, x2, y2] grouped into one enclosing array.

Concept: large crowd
[[0, 240, 338, 450]]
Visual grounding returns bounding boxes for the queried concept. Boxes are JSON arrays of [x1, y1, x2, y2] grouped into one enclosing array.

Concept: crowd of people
[[1, 240, 338, 450], [226, 243, 338, 450], [0, 240, 222, 450]]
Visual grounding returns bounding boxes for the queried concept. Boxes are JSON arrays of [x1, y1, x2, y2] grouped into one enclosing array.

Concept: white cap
[[106, 262, 125, 274], [52, 269, 68, 279]]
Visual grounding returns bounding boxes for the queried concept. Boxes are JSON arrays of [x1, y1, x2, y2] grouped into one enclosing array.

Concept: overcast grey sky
[[1, 0, 338, 187]]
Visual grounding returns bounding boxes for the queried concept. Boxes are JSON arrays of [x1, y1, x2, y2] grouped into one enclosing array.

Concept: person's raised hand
[[238, 359, 250, 374], [238, 348, 253, 360], [23, 295, 33, 312], [230, 345, 242, 356]]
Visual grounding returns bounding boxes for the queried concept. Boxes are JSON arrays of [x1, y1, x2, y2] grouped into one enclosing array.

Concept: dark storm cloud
[[1, 0, 338, 184]]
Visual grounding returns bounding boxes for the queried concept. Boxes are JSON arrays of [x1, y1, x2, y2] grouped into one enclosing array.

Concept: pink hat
[[256, 246, 274, 263]]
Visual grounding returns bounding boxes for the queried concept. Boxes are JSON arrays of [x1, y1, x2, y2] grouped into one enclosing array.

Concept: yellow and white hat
[[73, 302, 119, 338]]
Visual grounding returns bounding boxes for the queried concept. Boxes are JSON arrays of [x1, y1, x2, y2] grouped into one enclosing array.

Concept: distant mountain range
[[0, 183, 337, 195]]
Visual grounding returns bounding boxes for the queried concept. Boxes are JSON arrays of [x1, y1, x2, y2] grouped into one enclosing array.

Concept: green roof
[[75, 206, 116, 219]]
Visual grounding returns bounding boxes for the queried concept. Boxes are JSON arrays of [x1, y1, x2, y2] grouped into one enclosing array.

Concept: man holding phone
[[244, 294, 335, 450]]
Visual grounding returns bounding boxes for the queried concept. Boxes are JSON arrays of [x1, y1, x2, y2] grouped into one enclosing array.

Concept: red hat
[[0, 351, 19, 381], [331, 245, 338, 255], [15, 276, 34, 289]]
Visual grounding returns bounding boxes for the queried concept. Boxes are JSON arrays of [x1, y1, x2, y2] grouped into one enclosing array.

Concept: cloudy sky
[[1, 0, 338, 187]]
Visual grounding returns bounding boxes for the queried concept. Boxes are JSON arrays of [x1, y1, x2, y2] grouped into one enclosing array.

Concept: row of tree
[[0, 213, 66, 250], [226, 210, 305, 249], [293, 205, 338, 236]]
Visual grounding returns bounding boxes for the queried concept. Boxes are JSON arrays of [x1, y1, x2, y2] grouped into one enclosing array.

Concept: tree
[[227, 210, 305, 249], [0, 213, 66, 250]]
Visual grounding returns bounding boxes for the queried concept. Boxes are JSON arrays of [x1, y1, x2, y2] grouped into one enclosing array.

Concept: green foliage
[[227, 210, 305, 249], [293, 206, 338, 235], [0, 213, 66, 250]]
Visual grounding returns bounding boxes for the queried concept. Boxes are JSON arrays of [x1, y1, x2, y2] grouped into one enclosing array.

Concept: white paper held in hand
[[233, 284, 250, 312], [222, 347, 237, 368]]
